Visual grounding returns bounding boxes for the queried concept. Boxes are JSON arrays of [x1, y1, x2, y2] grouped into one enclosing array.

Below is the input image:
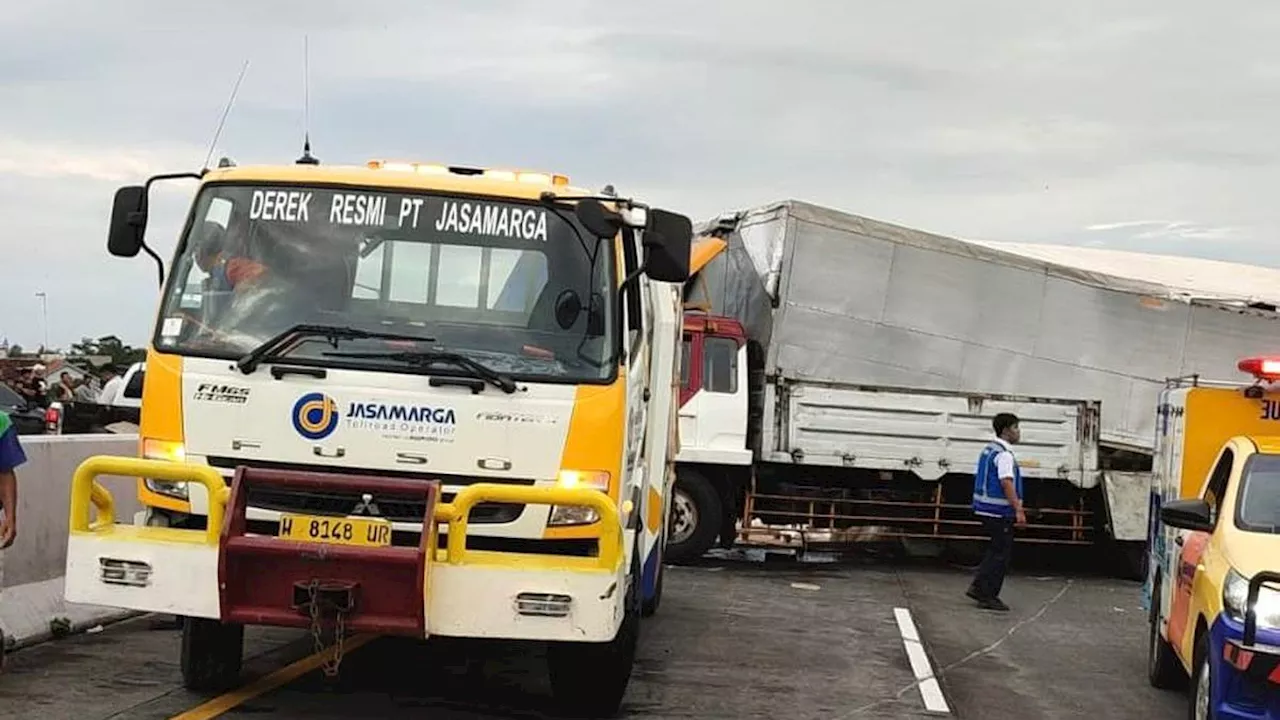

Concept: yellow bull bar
[[69, 455, 624, 570]]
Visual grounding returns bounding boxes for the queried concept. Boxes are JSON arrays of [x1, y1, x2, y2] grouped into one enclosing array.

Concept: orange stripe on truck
[[137, 347, 191, 513]]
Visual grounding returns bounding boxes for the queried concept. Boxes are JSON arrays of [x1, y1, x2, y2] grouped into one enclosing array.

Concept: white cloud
[[4, 0, 1280, 349]]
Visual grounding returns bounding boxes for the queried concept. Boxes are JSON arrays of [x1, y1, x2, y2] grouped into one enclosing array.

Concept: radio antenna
[[202, 59, 250, 171], [296, 34, 319, 165]]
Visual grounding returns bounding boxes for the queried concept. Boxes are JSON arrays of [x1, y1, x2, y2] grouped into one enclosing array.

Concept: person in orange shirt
[[194, 221, 268, 292]]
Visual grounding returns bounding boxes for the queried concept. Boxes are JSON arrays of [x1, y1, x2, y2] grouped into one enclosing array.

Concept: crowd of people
[[10, 363, 125, 409]]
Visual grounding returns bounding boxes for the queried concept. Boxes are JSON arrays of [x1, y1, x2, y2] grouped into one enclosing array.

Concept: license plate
[[277, 513, 393, 547]]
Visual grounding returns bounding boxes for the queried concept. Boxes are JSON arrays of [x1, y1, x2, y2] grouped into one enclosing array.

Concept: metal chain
[[303, 580, 350, 679]]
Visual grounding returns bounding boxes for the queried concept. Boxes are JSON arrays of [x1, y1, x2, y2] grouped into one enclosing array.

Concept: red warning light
[[1237, 357, 1280, 380]]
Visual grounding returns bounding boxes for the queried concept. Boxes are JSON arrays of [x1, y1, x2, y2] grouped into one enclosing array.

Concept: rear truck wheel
[[1189, 631, 1213, 720], [548, 535, 642, 718], [665, 468, 721, 564], [180, 617, 244, 692], [1147, 575, 1186, 690]]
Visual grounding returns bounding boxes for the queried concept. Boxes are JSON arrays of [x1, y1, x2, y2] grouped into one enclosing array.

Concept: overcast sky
[[3, 0, 1280, 350]]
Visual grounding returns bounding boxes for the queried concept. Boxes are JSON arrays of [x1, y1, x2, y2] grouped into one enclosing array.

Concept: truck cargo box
[[692, 200, 1280, 456]]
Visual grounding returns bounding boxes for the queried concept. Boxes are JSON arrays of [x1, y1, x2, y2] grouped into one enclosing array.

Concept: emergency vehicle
[[61, 154, 696, 717], [1145, 357, 1280, 718]]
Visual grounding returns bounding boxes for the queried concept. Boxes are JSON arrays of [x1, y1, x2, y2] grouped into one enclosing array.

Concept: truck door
[[1167, 445, 1232, 651]]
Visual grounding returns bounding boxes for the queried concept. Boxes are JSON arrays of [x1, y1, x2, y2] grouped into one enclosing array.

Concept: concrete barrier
[[2, 434, 142, 651]]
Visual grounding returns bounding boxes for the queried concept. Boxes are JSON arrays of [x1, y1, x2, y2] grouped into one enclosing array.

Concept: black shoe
[[977, 597, 1010, 612], [965, 586, 982, 602]]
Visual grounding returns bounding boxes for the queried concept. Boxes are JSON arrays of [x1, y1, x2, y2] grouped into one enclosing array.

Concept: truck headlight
[[1223, 567, 1280, 632], [142, 439, 188, 500], [547, 470, 610, 527]]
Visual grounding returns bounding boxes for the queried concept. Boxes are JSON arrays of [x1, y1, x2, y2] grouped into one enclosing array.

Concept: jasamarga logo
[[347, 403, 457, 424], [344, 402, 458, 440]]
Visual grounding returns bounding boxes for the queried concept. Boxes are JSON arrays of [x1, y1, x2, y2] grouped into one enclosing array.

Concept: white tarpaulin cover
[[691, 200, 1280, 453]]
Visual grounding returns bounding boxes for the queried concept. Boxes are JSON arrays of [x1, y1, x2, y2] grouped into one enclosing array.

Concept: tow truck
[[62, 152, 695, 717], [1145, 357, 1280, 718]]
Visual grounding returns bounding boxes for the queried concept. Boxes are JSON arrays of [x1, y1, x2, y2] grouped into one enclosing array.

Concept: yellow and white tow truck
[[62, 153, 694, 717]]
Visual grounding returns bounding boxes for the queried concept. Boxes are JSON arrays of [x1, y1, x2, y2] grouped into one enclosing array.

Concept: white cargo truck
[[667, 199, 1280, 577]]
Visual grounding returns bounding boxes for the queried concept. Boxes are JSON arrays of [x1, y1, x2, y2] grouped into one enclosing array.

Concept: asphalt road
[[0, 559, 1186, 719]]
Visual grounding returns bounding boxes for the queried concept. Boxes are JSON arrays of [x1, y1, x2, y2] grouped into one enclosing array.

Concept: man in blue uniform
[[0, 410, 26, 670], [966, 412, 1026, 612]]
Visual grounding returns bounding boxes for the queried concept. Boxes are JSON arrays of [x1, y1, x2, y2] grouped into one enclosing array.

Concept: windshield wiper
[[321, 350, 519, 394], [236, 323, 436, 375]]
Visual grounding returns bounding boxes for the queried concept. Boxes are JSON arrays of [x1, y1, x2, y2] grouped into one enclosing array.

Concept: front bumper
[[1211, 612, 1280, 720], [65, 456, 626, 643]]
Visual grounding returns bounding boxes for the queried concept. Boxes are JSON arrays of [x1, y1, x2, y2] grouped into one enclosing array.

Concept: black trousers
[[971, 515, 1015, 600]]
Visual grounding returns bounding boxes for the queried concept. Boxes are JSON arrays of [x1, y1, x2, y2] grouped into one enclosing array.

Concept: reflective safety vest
[[972, 441, 1022, 519]]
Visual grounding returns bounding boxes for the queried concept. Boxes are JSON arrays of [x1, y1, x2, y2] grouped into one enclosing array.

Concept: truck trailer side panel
[[695, 200, 1280, 456], [764, 379, 1099, 485]]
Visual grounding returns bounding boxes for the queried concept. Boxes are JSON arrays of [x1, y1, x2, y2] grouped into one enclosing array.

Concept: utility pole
[[34, 291, 48, 352]]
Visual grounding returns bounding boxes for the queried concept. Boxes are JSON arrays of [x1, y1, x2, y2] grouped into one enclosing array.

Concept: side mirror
[[642, 208, 692, 283], [1160, 498, 1215, 533], [553, 289, 583, 330], [575, 198, 623, 239], [108, 185, 148, 258]]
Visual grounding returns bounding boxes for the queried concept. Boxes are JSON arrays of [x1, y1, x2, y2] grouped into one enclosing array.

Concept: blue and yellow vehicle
[[1145, 357, 1280, 718]]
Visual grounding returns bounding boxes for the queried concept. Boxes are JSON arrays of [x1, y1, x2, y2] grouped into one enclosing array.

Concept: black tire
[[1148, 575, 1186, 690], [641, 529, 665, 618], [548, 535, 642, 718], [1188, 631, 1213, 720], [665, 468, 721, 565], [181, 617, 244, 692]]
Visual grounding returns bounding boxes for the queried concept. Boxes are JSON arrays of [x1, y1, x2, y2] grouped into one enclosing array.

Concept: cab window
[[1203, 448, 1234, 527], [703, 337, 738, 394], [1236, 453, 1280, 534], [122, 368, 146, 400], [680, 337, 692, 389]]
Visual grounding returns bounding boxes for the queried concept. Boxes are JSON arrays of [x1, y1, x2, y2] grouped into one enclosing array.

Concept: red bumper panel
[[217, 466, 440, 638]]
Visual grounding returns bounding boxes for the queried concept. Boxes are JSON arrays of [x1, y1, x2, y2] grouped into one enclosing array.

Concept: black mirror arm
[[133, 170, 205, 288]]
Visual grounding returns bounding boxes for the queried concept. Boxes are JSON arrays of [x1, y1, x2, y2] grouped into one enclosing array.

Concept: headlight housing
[[1222, 567, 1280, 632], [547, 470, 611, 527], [141, 439, 188, 500]]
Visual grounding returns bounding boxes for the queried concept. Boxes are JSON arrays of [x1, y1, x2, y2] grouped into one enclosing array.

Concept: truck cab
[[1146, 358, 1280, 718]]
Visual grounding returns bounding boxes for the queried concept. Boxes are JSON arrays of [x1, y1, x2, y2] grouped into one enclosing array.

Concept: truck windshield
[[1237, 453, 1280, 533], [153, 182, 617, 383]]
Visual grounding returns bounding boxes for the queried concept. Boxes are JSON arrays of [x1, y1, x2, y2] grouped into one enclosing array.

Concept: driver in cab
[[195, 221, 268, 293]]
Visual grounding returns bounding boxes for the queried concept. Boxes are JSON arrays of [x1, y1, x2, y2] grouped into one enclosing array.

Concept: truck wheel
[[548, 536, 642, 717], [1188, 632, 1213, 720], [180, 617, 244, 692], [1147, 575, 1186, 690], [665, 468, 721, 565]]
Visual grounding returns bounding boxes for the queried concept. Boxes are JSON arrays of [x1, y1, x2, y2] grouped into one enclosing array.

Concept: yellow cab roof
[[1242, 435, 1280, 455], [200, 162, 595, 201]]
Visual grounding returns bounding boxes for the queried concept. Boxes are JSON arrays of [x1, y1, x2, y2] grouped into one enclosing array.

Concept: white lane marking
[[893, 607, 950, 714], [791, 582, 821, 591]]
